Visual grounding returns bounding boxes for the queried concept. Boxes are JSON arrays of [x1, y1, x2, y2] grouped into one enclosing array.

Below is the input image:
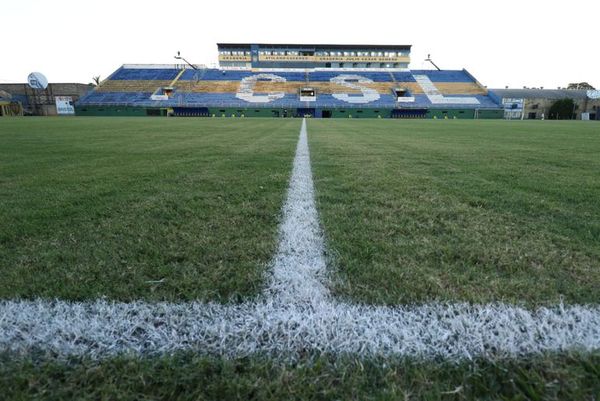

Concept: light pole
[[174, 51, 198, 70], [425, 54, 441, 71]]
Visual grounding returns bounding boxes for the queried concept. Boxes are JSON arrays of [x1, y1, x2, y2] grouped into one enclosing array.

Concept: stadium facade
[[76, 43, 504, 119]]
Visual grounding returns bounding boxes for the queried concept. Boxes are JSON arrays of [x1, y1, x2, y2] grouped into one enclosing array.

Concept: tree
[[567, 82, 595, 90], [549, 98, 575, 120], [92, 76, 101, 86]]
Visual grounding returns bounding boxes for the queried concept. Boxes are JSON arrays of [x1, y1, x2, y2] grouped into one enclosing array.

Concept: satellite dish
[[27, 72, 48, 90]]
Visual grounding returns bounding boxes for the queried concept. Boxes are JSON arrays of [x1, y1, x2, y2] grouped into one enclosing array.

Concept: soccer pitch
[[309, 119, 600, 306], [1, 117, 599, 399], [0, 118, 298, 301]]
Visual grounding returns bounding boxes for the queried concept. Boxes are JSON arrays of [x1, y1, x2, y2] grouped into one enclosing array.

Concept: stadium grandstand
[[76, 43, 504, 119]]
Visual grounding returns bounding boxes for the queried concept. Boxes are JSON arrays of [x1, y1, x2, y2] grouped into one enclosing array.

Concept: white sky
[[2, 0, 599, 89]]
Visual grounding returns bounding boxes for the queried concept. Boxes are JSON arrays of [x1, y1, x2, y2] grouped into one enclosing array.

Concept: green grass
[[2, 352, 598, 401], [309, 120, 600, 306], [0, 117, 299, 302], [2, 118, 600, 400]]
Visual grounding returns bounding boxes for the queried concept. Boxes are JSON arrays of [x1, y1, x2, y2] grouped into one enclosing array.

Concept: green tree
[[549, 98, 575, 120], [567, 82, 595, 90]]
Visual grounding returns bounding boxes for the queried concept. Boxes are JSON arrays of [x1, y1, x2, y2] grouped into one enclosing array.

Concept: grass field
[[0, 117, 298, 302], [1, 117, 599, 400], [309, 120, 600, 306], [1, 352, 599, 401]]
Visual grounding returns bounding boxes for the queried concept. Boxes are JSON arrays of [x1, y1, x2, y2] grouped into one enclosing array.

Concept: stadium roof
[[217, 43, 411, 50], [491, 88, 590, 100]]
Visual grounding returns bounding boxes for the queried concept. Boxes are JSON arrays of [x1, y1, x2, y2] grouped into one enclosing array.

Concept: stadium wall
[[0, 83, 93, 116], [75, 107, 505, 119], [76, 105, 166, 117], [74, 106, 504, 119], [490, 89, 600, 120]]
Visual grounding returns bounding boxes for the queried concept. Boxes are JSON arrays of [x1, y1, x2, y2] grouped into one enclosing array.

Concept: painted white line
[[1, 118, 599, 360], [266, 118, 329, 305], [2, 300, 599, 359]]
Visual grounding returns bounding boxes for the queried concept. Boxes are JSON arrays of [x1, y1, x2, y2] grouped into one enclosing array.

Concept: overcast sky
[[2, 0, 598, 89]]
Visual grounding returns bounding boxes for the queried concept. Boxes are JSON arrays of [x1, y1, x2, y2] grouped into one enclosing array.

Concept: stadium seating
[[96, 80, 172, 93], [110, 68, 180, 81], [409, 70, 475, 82], [308, 71, 393, 82], [78, 66, 500, 111]]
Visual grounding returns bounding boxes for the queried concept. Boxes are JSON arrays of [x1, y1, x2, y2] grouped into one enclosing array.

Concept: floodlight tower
[[174, 51, 198, 70], [425, 54, 441, 71]]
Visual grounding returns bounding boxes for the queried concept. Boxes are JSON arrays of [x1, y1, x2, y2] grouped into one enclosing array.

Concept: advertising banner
[[55, 96, 75, 115]]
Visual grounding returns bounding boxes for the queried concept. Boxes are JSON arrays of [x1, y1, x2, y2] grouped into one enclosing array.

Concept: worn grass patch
[[0, 117, 299, 302], [309, 120, 600, 306], [1, 352, 598, 401]]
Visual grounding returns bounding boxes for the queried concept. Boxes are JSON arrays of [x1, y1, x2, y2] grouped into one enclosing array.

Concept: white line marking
[[266, 119, 329, 305], [1, 119, 599, 360]]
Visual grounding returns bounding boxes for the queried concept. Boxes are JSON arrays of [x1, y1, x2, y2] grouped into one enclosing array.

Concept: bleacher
[[110, 67, 180, 81], [77, 65, 501, 112]]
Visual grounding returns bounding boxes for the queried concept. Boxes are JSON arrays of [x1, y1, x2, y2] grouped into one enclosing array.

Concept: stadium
[[74, 43, 505, 119], [1, 3, 600, 399]]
